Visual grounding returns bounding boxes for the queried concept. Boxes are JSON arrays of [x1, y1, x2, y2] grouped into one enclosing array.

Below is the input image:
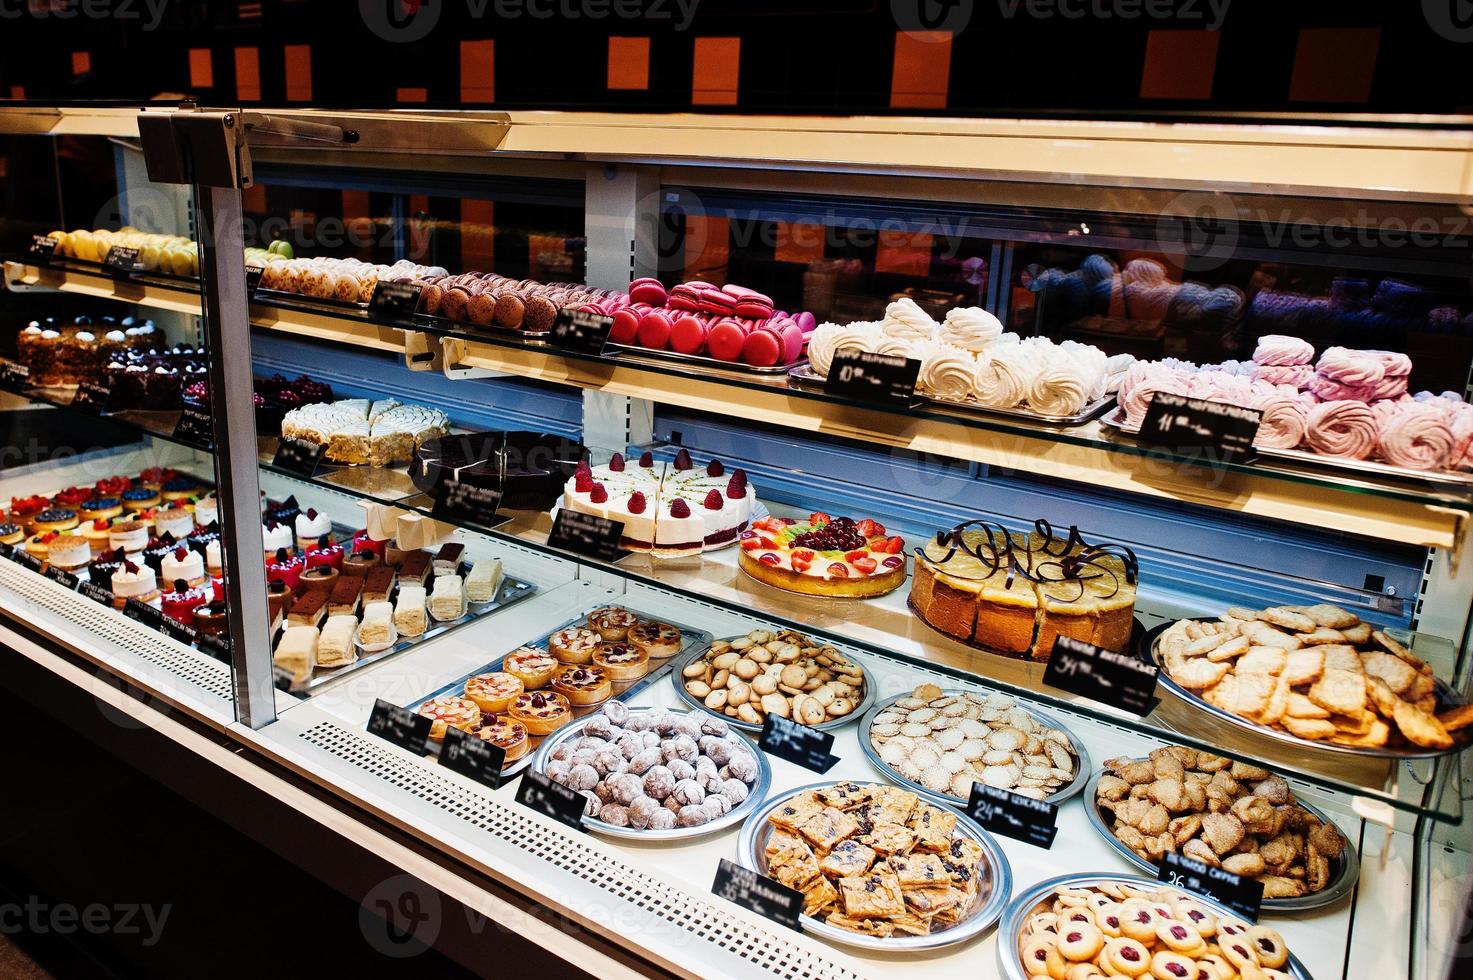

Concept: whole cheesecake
[[737, 513, 907, 598]]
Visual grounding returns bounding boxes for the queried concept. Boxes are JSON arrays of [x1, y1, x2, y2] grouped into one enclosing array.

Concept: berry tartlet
[[473, 718, 530, 762], [592, 641, 650, 682], [738, 513, 907, 598], [552, 664, 612, 706], [508, 690, 572, 736]]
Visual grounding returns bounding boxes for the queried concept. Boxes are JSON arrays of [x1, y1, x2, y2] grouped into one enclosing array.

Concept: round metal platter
[[670, 637, 874, 734]]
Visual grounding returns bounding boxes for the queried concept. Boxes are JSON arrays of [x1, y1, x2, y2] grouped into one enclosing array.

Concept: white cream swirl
[[918, 343, 978, 402], [806, 322, 845, 377], [940, 307, 1003, 353], [880, 297, 938, 343], [974, 344, 1035, 408], [1027, 360, 1090, 417]]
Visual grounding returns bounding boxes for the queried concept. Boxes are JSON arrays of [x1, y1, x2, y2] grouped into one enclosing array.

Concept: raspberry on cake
[[738, 514, 907, 599]]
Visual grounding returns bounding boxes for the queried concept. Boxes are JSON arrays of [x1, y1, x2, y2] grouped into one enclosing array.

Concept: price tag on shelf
[[711, 859, 803, 932], [172, 406, 214, 450], [0, 542, 12, 562], [966, 783, 1058, 848], [1138, 393, 1262, 464], [27, 235, 57, 262], [366, 698, 431, 755], [549, 308, 614, 355], [122, 597, 164, 630], [547, 508, 625, 563], [759, 714, 839, 774], [823, 349, 920, 407], [159, 617, 198, 646], [43, 565, 79, 591], [197, 632, 232, 663], [11, 549, 43, 573], [368, 281, 423, 321], [245, 263, 265, 297], [1044, 636, 1159, 716], [1159, 852, 1263, 922], [71, 381, 114, 414], [441, 725, 506, 790], [0, 360, 32, 393], [515, 769, 585, 830], [77, 580, 114, 607], [103, 245, 143, 274], [271, 437, 325, 478], [431, 477, 503, 530]]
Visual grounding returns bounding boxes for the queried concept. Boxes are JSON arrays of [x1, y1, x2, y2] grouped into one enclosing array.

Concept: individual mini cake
[[33, 508, 78, 533], [79, 496, 122, 521], [204, 539, 224, 576], [193, 601, 228, 637], [397, 551, 431, 586], [7, 495, 49, 533], [507, 690, 571, 736], [738, 514, 908, 599], [161, 579, 210, 626], [261, 520, 294, 557], [80, 518, 112, 554], [153, 506, 194, 542], [464, 671, 524, 713], [111, 560, 159, 607], [273, 626, 318, 685], [160, 476, 202, 502], [89, 548, 126, 589], [121, 487, 160, 512], [266, 548, 304, 589], [305, 535, 343, 571], [266, 494, 301, 526], [295, 508, 333, 549], [341, 549, 381, 577], [300, 565, 339, 592], [464, 557, 503, 603], [192, 494, 219, 529], [549, 626, 599, 664], [105, 518, 148, 555], [141, 534, 181, 575], [317, 615, 358, 668], [24, 532, 55, 561], [418, 695, 481, 742], [628, 621, 682, 659], [592, 641, 650, 682], [161, 546, 207, 587], [0, 523, 24, 546], [428, 574, 465, 622], [432, 542, 463, 577], [362, 565, 396, 604], [50, 486, 93, 509], [504, 647, 558, 690], [473, 718, 529, 762], [357, 601, 395, 647], [266, 579, 293, 630], [551, 664, 612, 706], [587, 606, 638, 641], [136, 467, 176, 490], [394, 584, 428, 637], [287, 588, 328, 628], [327, 575, 364, 617], [351, 528, 387, 558], [46, 533, 91, 573]]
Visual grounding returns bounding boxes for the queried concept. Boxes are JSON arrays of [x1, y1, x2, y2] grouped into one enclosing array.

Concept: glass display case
[[1, 106, 1469, 979]]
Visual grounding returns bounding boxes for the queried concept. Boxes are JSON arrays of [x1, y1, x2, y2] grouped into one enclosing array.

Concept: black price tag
[[1044, 636, 1160, 716], [271, 437, 324, 477], [103, 245, 143, 274], [1138, 393, 1263, 463], [0, 542, 13, 561], [123, 597, 164, 630], [11, 550, 43, 573], [824, 349, 920, 407], [441, 725, 506, 790], [515, 769, 585, 830], [71, 381, 113, 413], [245, 264, 264, 297], [967, 783, 1058, 848], [547, 508, 625, 563], [431, 477, 502, 529], [550, 308, 614, 354], [160, 617, 198, 645], [366, 698, 432, 755], [78, 580, 114, 606], [28, 235, 57, 262], [1159, 851, 1263, 922], [759, 714, 839, 773], [43, 565, 79, 591], [368, 280, 422, 320], [172, 406, 214, 450], [197, 632, 231, 663], [0, 360, 32, 392], [711, 859, 803, 932]]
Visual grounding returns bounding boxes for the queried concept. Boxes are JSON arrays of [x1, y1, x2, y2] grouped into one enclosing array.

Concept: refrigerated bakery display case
[[2, 106, 1471, 979]]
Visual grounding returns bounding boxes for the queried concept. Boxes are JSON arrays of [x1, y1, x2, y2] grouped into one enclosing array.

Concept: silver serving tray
[[670, 634, 874, 734], [1100, 406, 1473, 490], [997, 873, 1313, 980], [415, 311, 552, 340], [737, 781, 1013, 952], [404, 604, 713, 780], [1145, 618, 1472, 761], [788, 364, 1115, 426], [605, 341, 804, 376], [857, 690, 1091, 809], [1083, 768, 1361, 912], [527, 706, 772, 841]]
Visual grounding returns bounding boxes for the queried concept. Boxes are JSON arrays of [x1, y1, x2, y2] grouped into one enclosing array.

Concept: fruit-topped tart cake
[[738, 513, 907, 598], [51, 485, 93, 509], [161, 579, 211, 626], [93, 476, 131, 498], [305, 535, 344, 571], [8, 495, 50, 532], [79, 496, 122, 521], [266, 548, 304, 589]]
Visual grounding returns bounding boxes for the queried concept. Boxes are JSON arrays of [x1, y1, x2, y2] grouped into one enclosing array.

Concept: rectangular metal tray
[[415, 311, 552, 340], [605, 341, 805, 376], [1098, 406, 1473, 490], [787, 364, 1115, 426], [401, 603, 714, 779]]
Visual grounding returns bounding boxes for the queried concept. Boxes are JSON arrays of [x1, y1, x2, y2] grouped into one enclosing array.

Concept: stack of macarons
[[608, 278, 815, 368], [416, 272, 624, 333]]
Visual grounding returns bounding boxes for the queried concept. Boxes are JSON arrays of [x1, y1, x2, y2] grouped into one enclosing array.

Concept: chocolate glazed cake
[[908, 518, 1139, 661], [411, 431, 587, 511]]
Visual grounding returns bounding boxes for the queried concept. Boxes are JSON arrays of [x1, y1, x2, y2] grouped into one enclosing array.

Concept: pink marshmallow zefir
[[1304, 400, 1378, 459], [1249, 363, 1313, 388], [1373, 399, 1457, 471], [1251, 386, 1310, 450], [1251, 334, 1315, 367]]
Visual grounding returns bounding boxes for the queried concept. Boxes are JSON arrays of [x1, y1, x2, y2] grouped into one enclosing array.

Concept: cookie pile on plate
[[1157, 603, 1471, 750], [682, 628, 866, 728], [869, 683, 1076, 801], [1096, 746, 1348, 898]]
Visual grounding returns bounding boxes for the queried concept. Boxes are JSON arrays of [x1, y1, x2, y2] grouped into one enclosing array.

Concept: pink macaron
[[669, 314, 709, 355], [740, 327, 782, 367], [628, 277, 667, 306], [637, 310, 674, 349], [609, 308, 641, 344], [706, 319, 747, 361]]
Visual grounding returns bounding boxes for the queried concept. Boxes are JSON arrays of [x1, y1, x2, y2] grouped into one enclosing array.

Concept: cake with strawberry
[[738, 513, 907, 598], [559, 448, 757, 556]]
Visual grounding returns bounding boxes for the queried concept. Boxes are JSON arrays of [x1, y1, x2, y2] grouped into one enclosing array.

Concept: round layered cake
[[737, 513, 907, 598]]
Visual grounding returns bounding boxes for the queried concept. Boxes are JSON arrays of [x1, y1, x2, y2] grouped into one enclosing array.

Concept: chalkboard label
[[368, 280, 422, 320], [271, 437, 324, 478], [11, 549, 43, 573], [1138, 393, 1263, 463], [441, 725, 506, 790], [0, 360, 32, 392], [172, 406, 214, 450], [0, 542, 11, 561], [515, 769, 585, 830], [197, 632, 231, 663], [824, 349, 920, 407], [71, 381, 113, 413], [550, 308, 614, 353], [967, 783, 1058, 848], [245, 264, 264, 296], [366, 698, 431, 755], [78, 580, 114, 606], [547, 508, 625, 564], [1159, 851, 1263, 922], [711, 859, 803, 932], [759, 714, 839, 774], [123, 597, 164, 630], [160, 617, 198, 645], [43, 565, 79, 591], [103, 245, 143, 274], [28, 235, 57, 262], [431, 477, 502, 529], [1044, 636, 1160, 716]]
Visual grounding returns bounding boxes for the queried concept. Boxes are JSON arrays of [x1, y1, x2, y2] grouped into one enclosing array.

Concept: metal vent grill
[[0, 561, 234, 703], [300, 722, 863, 980]]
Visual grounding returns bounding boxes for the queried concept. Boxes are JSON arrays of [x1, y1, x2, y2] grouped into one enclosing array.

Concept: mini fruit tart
[[628, 620, 682, 659], [552, 664, 612, 706], [508, 691, 572, 736], [417, 695, 481, 742], [587, 606, 639, 640], [463, 671, 524, 714], [473, 717, 529, 762], [592, 641, 650, 683], [548, 626, 600, 664], [504, 647, 559, 690]]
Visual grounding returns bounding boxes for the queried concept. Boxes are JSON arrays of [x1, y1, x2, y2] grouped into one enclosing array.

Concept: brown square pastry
[[838, 873, 906, 919]]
